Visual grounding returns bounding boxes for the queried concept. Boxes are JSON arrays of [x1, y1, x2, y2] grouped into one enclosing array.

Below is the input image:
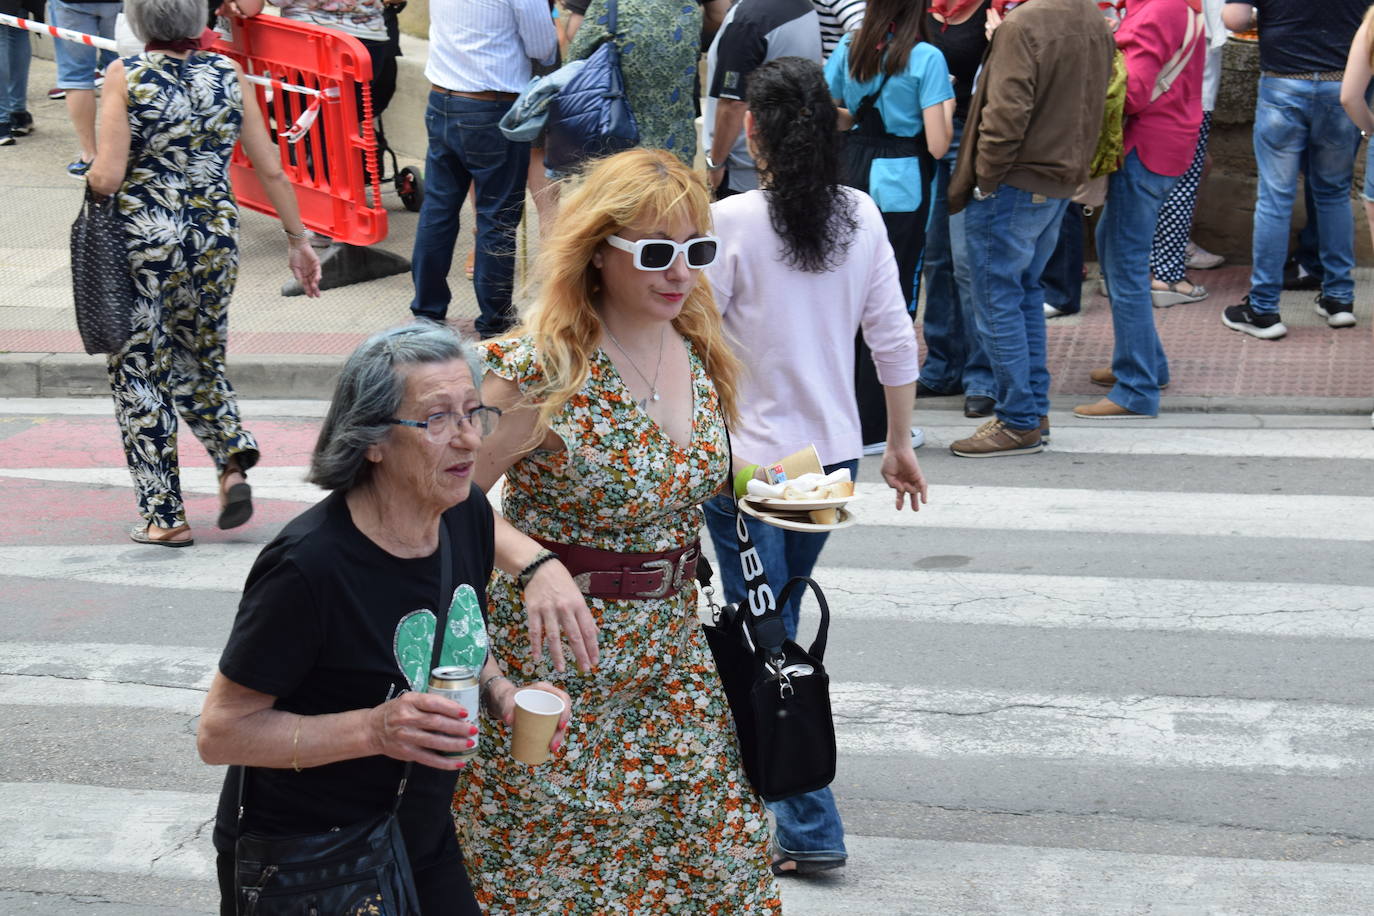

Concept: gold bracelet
[[291, 716, 303, 773]]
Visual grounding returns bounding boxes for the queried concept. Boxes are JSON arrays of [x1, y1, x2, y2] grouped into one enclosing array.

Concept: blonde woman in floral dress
[[456, 148, 782, 914]]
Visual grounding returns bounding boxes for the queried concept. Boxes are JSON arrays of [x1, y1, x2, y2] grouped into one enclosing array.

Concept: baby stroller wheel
[[397, 166, 424, 212]]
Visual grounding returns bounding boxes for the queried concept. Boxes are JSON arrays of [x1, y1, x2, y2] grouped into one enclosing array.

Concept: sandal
[[1151, 278, 1208, 308], [770, 840, 846, 877], [218, 464, 254, 530], [130, 522, 194, 548]]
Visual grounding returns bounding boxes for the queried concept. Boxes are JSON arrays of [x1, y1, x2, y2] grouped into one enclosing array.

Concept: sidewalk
[[1, 56, 1371, 411]]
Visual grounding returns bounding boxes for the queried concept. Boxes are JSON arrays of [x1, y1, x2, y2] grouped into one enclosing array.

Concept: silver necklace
[[603, 323, 665, 409]]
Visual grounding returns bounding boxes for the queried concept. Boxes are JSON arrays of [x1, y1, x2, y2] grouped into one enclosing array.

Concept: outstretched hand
[[289, 240, 322, 298], [881, 444, 928, 512]]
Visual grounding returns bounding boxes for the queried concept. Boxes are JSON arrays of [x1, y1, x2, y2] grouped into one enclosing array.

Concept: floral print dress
[[454, 335, 782, 915], [107, 51, 257, 529]]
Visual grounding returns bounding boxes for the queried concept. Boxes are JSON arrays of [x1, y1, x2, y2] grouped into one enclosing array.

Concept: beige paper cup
[[765, 444, 823, 484], [511, 688, 566, 765]]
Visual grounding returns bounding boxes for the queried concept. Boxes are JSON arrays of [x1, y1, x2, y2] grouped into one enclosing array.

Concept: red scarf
[[145, 27, 218, 53], [929, 0, 985, 21]]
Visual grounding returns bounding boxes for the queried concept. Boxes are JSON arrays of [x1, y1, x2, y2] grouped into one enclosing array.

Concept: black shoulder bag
[[232, 526, 454, 915], [542, 0, 639, 172], [698, 439, 837, 802]]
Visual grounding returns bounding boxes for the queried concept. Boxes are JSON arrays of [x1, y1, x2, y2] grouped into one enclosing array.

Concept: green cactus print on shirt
[[392, 583, 488, 691]]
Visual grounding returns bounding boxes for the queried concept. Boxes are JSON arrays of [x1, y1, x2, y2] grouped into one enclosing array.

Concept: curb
[[0, 353, 344, 400], [3, 352, 1371, 415]]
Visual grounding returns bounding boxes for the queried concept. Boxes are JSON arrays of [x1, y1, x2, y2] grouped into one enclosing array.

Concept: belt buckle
[[632, 559, 675, 599]]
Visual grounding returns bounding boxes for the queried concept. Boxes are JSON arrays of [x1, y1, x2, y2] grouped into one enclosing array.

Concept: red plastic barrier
[[214, 15, 386, 246]]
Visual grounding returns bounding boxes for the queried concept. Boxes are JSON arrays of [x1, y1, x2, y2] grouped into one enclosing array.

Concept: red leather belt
[[534, 537, 700, 601]]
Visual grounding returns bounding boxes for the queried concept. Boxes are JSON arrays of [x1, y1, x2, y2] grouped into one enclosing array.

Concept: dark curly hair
[[745, 57, 858, 274]]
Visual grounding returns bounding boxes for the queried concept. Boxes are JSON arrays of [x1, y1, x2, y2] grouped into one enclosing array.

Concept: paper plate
[[742, 494, 851, 513], [739, 499, 857, 533]]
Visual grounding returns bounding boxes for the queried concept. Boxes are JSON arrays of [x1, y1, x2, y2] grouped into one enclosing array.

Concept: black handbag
[[542, 0, 639, 172], [698, 449, 838, 802], [233, 527, 454, 914], [70, 186, 134, 356]]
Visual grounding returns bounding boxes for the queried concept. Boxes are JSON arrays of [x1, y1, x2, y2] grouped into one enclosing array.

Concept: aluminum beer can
[[429, 665, 480, 761]]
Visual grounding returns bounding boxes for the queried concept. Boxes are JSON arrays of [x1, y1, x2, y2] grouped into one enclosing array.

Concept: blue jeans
[[410, 92, 528, 335], [49, 0, 118, 89], [920, 119, 994, 400], [962, 187, 1066, 430], [1097, 149, 1178, 416], [0, 25, 31, 122], [1249, 76, 1359, 312], [1041, 203, 1085, 313], [702, 456, 860, 861]]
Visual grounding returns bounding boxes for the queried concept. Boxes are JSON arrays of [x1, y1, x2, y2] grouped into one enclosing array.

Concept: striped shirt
[[812, 0, 865, 58], [425, 0, 558, 94]]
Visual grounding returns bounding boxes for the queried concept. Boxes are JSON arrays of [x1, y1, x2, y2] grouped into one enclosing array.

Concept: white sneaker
[[1185, 241, 1225, 270], [863, 428, 925, 456], [1044, 303, 1071, 318]]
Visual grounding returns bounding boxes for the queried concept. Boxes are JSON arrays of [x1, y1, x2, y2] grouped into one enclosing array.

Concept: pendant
[[651, 391, 661, 402]]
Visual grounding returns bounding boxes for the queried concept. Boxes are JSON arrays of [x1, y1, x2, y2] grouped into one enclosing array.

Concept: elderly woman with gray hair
[[198, 323, 597, 914], [88, 0, 318, 548]]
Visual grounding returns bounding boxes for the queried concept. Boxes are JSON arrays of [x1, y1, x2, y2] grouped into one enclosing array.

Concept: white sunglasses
[[604, 234, 720, 271]]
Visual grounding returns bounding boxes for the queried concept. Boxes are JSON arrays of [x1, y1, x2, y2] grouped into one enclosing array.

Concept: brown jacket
[[948, 0, 1114, 212]]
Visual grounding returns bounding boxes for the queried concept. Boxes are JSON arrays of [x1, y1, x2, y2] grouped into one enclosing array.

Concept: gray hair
[[124, 0, 206, 42], [309, 322, 486, 492]]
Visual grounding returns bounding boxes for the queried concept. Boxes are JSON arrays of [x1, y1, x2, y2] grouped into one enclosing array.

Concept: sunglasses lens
[[686, 239, 717, 268], [638, 242, 677, 270]]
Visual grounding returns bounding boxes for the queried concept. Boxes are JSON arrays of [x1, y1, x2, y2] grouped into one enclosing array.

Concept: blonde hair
[[516, 148, 742, 431], [1366, 4, 1374, 70]]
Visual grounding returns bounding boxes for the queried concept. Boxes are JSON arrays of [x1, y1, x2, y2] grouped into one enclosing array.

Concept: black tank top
[[926, 1, 990, 123]]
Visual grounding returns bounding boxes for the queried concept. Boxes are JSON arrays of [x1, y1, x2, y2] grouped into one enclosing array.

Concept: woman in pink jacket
[[1074, 0, 1205, 420]]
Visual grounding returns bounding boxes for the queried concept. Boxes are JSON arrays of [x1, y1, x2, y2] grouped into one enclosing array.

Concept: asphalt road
[[2, 398, 1374, 914]]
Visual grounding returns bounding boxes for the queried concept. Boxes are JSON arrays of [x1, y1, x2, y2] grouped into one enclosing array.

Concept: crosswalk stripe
[[918, 425, 1374, 460], [831, 682, 1372, 773], [0, 642, 220, 688], [842, 485, 1374, 541], [810, 568, 1374, 639], [0, 466, 325, 505], [0, 782, 215, 881], [778, 834, 1374, 915], [5, 544, 1372, 643], [0, 673, 204, 713], [7, 649, 1365, 776]]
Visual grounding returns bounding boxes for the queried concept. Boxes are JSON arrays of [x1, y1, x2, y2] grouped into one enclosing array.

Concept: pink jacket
[[1116, 0, 1204, 176]]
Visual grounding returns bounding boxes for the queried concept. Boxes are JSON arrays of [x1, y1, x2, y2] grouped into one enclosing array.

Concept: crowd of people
[[12, 0, 1373, 908]]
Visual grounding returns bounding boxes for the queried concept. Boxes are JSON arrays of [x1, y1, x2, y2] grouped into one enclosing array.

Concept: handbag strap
[[697, 430, 788, 659], [851, 68, 895, 132], [236, 522, 455, 827], [774, 576, 830, 661]]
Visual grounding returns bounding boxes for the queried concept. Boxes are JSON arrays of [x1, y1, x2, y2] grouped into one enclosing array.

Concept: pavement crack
[[1, 671, 208, 693], [148, 815, 216, 873]]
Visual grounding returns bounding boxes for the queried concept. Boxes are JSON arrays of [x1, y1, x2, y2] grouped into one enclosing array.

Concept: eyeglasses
[[387, 406, 503, 441], [605, 234, 720, 271]]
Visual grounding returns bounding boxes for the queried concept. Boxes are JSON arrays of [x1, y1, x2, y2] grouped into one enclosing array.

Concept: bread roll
[[808, 507, 838, 524]]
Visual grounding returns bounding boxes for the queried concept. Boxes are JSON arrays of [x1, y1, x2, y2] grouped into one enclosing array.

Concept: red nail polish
[[466, 739, 475, 748]]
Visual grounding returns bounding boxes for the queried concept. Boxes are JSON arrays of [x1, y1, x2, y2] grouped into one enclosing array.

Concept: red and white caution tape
[[0, 12, 337, 143]]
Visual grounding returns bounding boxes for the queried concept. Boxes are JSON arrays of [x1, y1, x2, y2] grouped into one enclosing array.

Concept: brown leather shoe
[[1089, 368, 1169, 389], [1072, 398, 1155, 419], [951, 419, 1044, 457]]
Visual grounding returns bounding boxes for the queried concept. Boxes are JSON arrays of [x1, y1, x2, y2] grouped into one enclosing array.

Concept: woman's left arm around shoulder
[[480, 371, 600, 675], [231, 60, 322, 297], [88, 60, 130, 198]]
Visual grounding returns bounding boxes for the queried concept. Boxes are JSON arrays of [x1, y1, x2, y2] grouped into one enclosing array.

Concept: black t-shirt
[[926, 1, 988, 123], [211, 488, 495, 864], [1231, 0, 1366, 74]]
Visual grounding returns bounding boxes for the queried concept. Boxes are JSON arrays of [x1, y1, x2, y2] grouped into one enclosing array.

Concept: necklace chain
[[603, 323, 665, 410]]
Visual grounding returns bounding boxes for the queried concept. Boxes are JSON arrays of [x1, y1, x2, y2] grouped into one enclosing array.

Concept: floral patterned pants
[[107, 228, 257, 530]]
